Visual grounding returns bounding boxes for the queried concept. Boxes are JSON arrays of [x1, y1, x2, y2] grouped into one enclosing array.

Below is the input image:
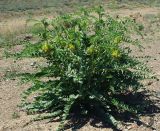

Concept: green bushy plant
[[19, 6, 154, 130]]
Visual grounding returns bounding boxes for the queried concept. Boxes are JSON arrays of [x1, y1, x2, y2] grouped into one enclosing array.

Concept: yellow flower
[[68, 44, 75, 51], [114, 36, 122, 44], [111, 50, 121, 58], [86, 46, 96, 55], [42, 42, 51, 53]]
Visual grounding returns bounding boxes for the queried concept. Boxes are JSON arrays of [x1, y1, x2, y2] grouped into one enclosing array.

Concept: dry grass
[[0, 18, 27, 36]]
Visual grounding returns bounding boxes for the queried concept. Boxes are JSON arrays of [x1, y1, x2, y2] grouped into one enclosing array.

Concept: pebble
[[30, 62, 36, 66]]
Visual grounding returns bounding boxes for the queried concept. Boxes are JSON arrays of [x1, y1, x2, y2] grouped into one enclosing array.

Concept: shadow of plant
[[62, 90, 160, 131]]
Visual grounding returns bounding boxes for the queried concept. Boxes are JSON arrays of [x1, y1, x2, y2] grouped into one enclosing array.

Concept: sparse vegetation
[[0, 0, 103, 12]]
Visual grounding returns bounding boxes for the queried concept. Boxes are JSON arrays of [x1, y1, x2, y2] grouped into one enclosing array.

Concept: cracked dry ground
[[0, 7, 160, 131]]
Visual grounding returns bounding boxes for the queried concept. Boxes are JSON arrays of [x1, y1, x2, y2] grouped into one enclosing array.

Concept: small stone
[[30, 62, 36, 66], [127, 126, 132, 130]]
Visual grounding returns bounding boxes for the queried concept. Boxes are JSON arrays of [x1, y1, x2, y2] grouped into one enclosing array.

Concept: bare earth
[[0, 7, 160, 131]]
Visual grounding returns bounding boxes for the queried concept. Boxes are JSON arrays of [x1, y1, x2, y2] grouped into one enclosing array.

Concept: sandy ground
[[0, 7, 160, 131]]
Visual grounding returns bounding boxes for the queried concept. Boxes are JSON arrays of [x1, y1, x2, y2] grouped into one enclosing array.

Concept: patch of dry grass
[[0, 18, 27, 36]]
